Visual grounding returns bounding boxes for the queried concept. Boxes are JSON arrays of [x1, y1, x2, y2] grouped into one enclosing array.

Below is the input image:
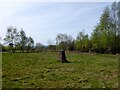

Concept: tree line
[[2, 27, 34, 52], [0, 2, 120, 54]]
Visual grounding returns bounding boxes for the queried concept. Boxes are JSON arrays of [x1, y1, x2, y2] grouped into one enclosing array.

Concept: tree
[[27, 37, 34, 52], [91, 2, 120, 54], [56, 33, 68, 50], [35, 43, 44, 52], [75, 31, 90, 52], [3, 27, 35, 52], [19, 29, 35, 52], [47, 40, 56, 51], [56, 33, 74, 50], [91, 7, 112, 53], [4, 26, 19, 52], [56, 33, 69, 45], [19, 29, 28, 52], [76, 31, 84, 51], [82, 34, 90, 52], [67, 39, 76, 51], [66, 35, 75, 51], [91, 29, 102, 53], [110, 1, 120, 53]]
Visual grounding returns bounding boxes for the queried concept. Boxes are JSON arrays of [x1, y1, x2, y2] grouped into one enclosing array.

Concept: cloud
[[0, 2, 112, 45], [0, 2, 31, 37]]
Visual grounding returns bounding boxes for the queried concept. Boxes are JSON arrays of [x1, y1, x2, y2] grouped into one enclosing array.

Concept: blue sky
[[0, 2, 113, 45]]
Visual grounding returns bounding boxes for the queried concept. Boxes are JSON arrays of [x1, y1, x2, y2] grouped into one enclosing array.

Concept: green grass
[[2, 52, 118, 88]]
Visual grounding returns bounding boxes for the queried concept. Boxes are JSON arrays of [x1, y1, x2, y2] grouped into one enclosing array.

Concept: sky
[[0, 1, 114, 45]]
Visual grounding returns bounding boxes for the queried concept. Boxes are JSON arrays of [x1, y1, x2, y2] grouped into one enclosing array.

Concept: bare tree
[[4, 26, 19, 52]]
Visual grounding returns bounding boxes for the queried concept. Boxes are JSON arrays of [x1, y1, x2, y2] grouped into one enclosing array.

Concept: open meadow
[[2, 52, 118, 88]]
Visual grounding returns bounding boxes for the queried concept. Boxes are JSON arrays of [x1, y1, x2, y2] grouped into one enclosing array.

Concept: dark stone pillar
[[59, 50, 68, 63]]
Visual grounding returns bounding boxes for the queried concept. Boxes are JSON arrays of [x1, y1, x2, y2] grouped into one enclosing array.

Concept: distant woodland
[[0, 2, 120, 54]]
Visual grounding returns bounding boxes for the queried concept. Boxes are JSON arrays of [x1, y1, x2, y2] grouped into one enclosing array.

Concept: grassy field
[[2, 52, 118, 88]]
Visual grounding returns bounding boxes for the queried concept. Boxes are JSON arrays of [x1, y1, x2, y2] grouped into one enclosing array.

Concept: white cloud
[[0, 2, 31, 38], [0, 2, 113, 45]]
